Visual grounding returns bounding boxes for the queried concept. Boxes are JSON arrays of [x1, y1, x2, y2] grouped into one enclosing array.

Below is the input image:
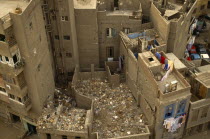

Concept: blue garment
[[134, 52, 138, 59], [154, 39, 159, 46], [147, 45, 152, 50], [155, 52, 161, 60]]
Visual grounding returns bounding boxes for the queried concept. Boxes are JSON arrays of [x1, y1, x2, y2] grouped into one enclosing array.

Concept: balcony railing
[[14, 59, 25, 69], [9, 98, 32, 114]]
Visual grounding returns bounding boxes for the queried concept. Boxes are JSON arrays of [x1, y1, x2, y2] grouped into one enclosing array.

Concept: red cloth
[[187, 57, 191, 61], [160, 56, 166, 64]]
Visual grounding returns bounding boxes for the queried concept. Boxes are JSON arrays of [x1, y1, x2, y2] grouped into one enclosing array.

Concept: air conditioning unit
[[170, 80, 178, 91], [165, 84, 171, 93]]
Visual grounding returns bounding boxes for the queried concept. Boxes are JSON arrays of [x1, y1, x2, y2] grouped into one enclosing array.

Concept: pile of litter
[[75, 79, 147, 138], [37, 90, 87, 131]]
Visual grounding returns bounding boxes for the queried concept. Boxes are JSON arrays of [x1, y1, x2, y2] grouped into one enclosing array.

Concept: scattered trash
[[37, 90, 87, 131], [75, 79, 147, 138]]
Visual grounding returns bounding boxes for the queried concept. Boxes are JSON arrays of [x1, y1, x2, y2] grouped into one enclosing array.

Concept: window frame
[[176, 100, 187, 116], [106, 47, 114, 58], [61, 16, 69, 21], [164, 104, 175, 119], [63, 35, 70, 40]]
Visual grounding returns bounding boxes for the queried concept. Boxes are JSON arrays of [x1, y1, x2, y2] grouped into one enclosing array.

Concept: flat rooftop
[[196, 72, 210, 88], [139, 51, 187, 94], [157, 71, 185, 93], [0, 0, 29, 18], [74, 0, 97, 9], [196, 65, 210, 73], [37, 90, 87, 131], [75, 79, 147, 138]]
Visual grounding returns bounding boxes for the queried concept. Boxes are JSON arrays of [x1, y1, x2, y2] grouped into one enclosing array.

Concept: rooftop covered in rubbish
[[37, 90, 87, 132], [75, 79, 148, 138], [0, 0, 29, 18]]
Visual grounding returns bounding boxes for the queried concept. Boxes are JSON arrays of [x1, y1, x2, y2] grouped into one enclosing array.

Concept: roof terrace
[[139, 51, 190, 95]]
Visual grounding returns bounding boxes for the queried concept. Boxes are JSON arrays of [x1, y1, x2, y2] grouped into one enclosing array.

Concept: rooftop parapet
[[152, 0, 196, 21], [139, 51, 191, 97], [37, 90, 89, 134]]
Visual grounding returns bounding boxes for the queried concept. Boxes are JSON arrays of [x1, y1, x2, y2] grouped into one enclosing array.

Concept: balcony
[[0, 91, 9, 103], [0, 59, 24, 76], [9, 98, 32, 115], [0, 41, 11, 57]]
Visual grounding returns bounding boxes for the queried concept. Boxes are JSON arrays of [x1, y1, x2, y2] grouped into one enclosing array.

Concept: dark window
[[17, 97, 22, 103], [177, 100, 186, 116], [114, 0, 119, 8], [29, 22, 33, 30], [66, 53, 72, 58], [61, 16, 68, 21], [106, 47, 114, 57], [9, 94, 15, 99], [55, 35, 59, 40], [164, 104, 175, 119], [5, 56, 9, 62], [106, 28, 116, 37], [208, 1, 210, 8], [63, 35, 70, 40], [75, 137, 81, 139], [0, 87, 6, 93], [13, 54, 18, 64], [0, 34, 6, 42], [46, 134, 51, 139], [200, 5, 205, 10], [62, 135, 67, 139]]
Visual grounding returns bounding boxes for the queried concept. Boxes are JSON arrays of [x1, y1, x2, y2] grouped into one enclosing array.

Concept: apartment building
[[184, 71, 210, 136], [150, 0, 197, 58], [119, 31, 191, 139], [193, 0, 210, 17], [1, 0, 210, 139], [0, 0, 55, 135], [41, 0, 79, 84], [40, 0, 153, 81]]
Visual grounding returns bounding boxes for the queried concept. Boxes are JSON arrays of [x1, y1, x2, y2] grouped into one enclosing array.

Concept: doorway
[[27, 123, 37, 134]]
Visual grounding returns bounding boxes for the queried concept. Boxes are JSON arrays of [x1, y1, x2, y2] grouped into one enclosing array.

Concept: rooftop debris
[[75, 79, 147, 138], [37, 90, 87, 131]]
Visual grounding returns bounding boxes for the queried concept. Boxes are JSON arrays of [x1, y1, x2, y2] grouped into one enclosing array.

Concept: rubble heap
[[37, 90, 87, 131], [75, 79, 147, 138]]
